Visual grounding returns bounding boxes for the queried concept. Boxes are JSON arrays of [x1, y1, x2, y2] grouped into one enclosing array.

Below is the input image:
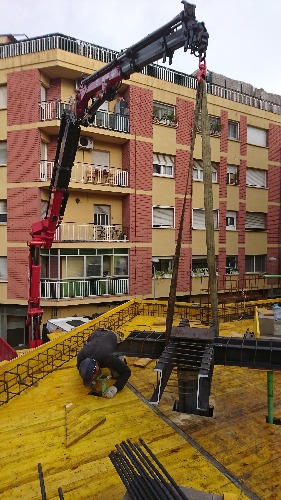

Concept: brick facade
[[7, 247, 29, 300], [7, 69, 41, 125], [7, 129, 41, 183], [7, 187, 40, 243]]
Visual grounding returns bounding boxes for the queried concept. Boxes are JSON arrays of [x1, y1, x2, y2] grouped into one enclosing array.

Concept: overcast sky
[[1, 0, 280, 96]]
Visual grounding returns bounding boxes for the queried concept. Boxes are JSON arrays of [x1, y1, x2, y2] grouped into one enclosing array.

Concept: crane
[[27, 1, 209, 347]]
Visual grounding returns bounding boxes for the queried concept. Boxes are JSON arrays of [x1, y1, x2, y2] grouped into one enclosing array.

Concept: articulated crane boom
[[27, 1, 209, 347]]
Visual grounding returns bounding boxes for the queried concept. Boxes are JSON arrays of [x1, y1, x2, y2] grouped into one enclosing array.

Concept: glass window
[[94, 204, 110, 225], [227, 165, 238, 185], [86, 256, 102, 277], [228, 121, 239, 140], [64, 256, 84, 278], [153, 206, 174, 228], [0, 86, 7, 109], [153, 154, 174, 177], [113, 256, 128, 276], [246, 168, 266, 188], [0, 200, 7, 223], [0, 141, 7, 165], [193, 160, 218, 182], [245, 255, 265, 273], [226, 211, 236, 230], [153, 101, 175, 121], [0, 256, 7, 280], [151, 258, 173, 276], [226, 256, 238, 274]]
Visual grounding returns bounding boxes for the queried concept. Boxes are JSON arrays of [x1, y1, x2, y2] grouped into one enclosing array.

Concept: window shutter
[[93, 151, 109, 168], [0, 86, 7, 109], [0, 142, 7, 164], [94, 205, 110, 225], [0, 257, 7, 280], [193, 209, 205, 229], [247, 126, 267, 147], [246, 168, 266, 187], [153, 207, 174, 227], [245, 212, 266, 230]]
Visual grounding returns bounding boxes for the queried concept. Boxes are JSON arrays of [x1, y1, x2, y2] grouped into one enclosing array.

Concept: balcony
[[40, 161, 129, 187], [39, 101, 129, 132], [54, 223, 129, 243], [40, 277, 129, 300]]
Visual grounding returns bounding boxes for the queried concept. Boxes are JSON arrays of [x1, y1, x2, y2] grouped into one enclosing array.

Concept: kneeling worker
[[77, 328, 131, 398]]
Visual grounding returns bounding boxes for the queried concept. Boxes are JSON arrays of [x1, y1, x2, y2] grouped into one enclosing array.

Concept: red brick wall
[[219, 201, 227, 244], [7, 187, 40, 243], [176, 98, 194, 146], [48, 136, 59, 162], [238, 247, 245, 280], [219, 156, 227, 198], [268, 123, 281, 162], [238, 160, 247, 200], [177, 247, 191, 292], [217, 249, 226, 289], [122, 140, 152, 191], [7, 129, 41, 182], [175, 149, 191, 195], [125, 85, 153, 138], [237, 201, 246, 245], [175, 198, 192, 245], [7, 247, 29, 300], [220, 110, 228, 152], [7, 69, 41, 125], [240, 115, 247, 156], [46, 79, 61, 101], [129, 247, 152, 295], [267, 205, 281, 244]]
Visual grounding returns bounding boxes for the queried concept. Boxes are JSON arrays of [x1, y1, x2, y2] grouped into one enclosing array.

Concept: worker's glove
[[103, 386, 117, 398]]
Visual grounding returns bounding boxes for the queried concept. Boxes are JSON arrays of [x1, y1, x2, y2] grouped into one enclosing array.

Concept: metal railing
[[40, 277, 129, 299], [40, 101, 130, 131], [1, 33, 280, 115], [40, 161, 129, 187], [54, 223, 129, 242]]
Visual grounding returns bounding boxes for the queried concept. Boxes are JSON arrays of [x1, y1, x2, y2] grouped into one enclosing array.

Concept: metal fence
[[1, 33, 280, 115]]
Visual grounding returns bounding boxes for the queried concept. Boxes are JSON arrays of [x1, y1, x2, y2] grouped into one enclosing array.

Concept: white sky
[[1, 0, 280, 96]]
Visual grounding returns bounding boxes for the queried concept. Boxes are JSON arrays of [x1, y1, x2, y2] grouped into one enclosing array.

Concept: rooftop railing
[[1, 33, 280, 115]]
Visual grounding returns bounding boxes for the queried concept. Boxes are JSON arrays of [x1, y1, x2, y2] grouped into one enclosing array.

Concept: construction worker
[[77, 328, 131, 398]]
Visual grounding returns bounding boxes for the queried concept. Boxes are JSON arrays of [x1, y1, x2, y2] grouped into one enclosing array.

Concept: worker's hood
[[46, 317, 91, 333]]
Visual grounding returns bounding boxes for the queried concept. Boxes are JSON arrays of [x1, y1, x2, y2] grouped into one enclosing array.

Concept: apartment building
[[0, 33, 281, 347]]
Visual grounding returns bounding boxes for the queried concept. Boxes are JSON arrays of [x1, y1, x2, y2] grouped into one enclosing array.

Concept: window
[[226, 255, 238, 274], [226, 211, 236, 230], [86, 256, 102, 277], [246, 168, 266, 188], [0, 141, 7, 165], [227, 165, 238, 185], [7, 316, 26, 348], [228, 121, 239, 140], [94, 205, 110, 226], [245, 212, 266, 231], [153, 154, 174, 177], [197, 114, 222, 135], [153, 206, 174, 228], [247, 126, 267, 147], [191, 256, 213, 276], [245, 255, 265, 273], [93, 150, 109, 170], [0, 200, 7, 223], [0, 256, 7, 280], [113, 256, 128, 276], [153, 101, 175, 121], [0, 86, 7, 109], [151, 257, 173, 277], [192, 209, 219, 229], [193, 160, 218, 182]]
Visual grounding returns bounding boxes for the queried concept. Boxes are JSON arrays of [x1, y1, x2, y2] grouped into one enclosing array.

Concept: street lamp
[[151, 258, 159, 301], [268, 257, 277, 298]]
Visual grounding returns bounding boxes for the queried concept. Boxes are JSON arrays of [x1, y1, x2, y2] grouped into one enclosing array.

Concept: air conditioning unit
[[78, 136, 93, 149]]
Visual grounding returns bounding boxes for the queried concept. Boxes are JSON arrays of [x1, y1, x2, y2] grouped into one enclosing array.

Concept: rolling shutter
[[246, 168, 266, 187], [245, 212, 266, 230]]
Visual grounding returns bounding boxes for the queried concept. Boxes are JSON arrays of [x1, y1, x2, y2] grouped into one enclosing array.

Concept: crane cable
[[165, 77, 219, 345]]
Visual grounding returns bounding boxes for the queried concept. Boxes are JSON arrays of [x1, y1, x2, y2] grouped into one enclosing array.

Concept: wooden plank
[[65, 403, 106, 447]]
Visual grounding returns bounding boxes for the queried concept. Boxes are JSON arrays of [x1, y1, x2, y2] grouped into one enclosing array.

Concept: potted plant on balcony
[[192, 268, 205, 277]]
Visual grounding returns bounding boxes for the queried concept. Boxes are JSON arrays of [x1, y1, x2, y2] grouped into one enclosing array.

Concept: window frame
[[153, 153, 174, 178], [0, 256, 7, 281], [245, 255, 265, 274], [246, 167, 267, 188], [0, 200, 7, 224], [245, 212, 266, 231], [192, 208, 219, 230], [152, 206, 175, 228], [226, 211, 237, 230], [228, 120, 239, 140], [0, 141, 7, 166]]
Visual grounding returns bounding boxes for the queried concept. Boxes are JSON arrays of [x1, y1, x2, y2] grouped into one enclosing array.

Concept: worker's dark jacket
[[77, 330, 131, 392]]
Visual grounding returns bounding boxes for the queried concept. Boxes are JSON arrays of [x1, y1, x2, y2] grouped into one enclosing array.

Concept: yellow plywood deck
[[0, 307, 280, 499], [0, 356, 246, 500]]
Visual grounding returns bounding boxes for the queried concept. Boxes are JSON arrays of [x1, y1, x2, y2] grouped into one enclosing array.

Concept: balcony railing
[[54, 223, 129, 242], [1, 33, 280, 115], [40, 277, 129, 299], [40, 101, 129, 132], [40, 161, 129, 187]]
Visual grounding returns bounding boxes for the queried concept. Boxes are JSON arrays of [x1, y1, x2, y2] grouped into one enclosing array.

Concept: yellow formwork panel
[[0, 356, 248, 500]]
